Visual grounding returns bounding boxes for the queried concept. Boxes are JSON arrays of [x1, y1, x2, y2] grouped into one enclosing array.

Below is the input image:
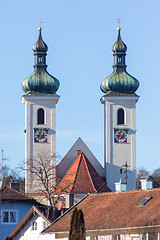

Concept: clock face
[[114, 129, 128, 143], [34, 129, 48, 143]]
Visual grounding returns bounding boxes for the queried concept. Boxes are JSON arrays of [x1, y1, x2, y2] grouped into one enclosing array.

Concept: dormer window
[[37, 108, 44, 124], [117, 108, 125, 125]]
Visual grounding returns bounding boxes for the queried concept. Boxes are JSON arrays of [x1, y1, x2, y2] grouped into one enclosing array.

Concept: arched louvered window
[[117, 108, 125, 125], [118, 57, 122, 63], [39, 56, 43, 63], [37, 108, 44, 124]]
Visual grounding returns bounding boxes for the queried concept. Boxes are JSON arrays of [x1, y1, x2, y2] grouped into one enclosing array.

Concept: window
[[90, 236, 98, 240], [1, 210, 17, 224], [43, 221, 48, 230], [141, 232, 159, 240], [113, 235, 120, 240], [39, 56, 42, 63], [31, 221, 37, 230], [117, 108, 125, 125], [137, 197, 152, 206], [37, 108, 44, 124], [118, 57, 122, 63]]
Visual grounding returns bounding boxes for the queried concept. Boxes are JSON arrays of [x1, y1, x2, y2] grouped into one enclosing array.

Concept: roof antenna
[[1, 150, 5, 184], [122, 161, 130, 184]]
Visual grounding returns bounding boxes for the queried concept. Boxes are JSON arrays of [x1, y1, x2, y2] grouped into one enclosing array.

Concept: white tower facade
[[22, 95, 59, 193], [101, 94, 139, 191], [100, 28, 139, 191], [22, 28, 60, 193]]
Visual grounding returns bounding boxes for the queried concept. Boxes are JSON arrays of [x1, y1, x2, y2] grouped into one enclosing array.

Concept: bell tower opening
[[37, 108, 45, 124]]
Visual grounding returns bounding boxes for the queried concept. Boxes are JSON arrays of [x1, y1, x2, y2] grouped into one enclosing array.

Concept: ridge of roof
[[87, 187, 160, 196], [69, 153, 82, 192], [82, 154, 97, 193]]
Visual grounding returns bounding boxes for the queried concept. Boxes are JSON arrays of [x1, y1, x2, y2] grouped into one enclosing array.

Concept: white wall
[[22, 95, 59, 193], [101, 95, 139, 191], [15, 214, 49, 240]]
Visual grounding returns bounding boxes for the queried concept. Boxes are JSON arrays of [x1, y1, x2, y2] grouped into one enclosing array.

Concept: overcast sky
[[0, 0, 160, 174]]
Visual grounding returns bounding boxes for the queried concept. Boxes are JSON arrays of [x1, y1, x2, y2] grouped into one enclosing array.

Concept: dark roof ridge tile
[[87, 188, 160, 197]]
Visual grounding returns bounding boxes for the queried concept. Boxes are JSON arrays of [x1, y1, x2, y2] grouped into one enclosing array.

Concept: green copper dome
[[101, 28, 139, 94], [32, 28, 48, 52], [22, 28, 60, 95], [112, 28, 127, 53]]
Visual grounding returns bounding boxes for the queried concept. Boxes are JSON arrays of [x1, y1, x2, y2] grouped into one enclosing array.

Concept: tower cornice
[[100, 94, 139, 104], [22, 94, 60, 104]]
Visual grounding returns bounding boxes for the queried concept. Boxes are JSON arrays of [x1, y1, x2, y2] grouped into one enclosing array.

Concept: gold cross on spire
[[116, 18, 121, 30], [38, 17, 42, 31]]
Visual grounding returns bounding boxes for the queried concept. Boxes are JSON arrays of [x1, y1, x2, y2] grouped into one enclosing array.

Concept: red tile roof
[[0, 186, 35, 201], [44, 188, 160, 233], [55, 153, 111, 194]]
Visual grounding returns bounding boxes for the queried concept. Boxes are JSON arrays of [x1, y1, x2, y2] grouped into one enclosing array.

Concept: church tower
[[100, 28, 139, 191], [22, 27, 60, 193]]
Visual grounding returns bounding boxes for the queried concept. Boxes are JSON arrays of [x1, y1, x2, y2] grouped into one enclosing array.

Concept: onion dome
[[22, 27, 60, 95], [32, 27, 48, 52], [112, 27, 127, 53], [100, 28, 139, 94]]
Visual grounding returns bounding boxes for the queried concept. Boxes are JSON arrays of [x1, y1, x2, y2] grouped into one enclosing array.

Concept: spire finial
[[38, 17, 42, 31], [116, 17, 121, 31]]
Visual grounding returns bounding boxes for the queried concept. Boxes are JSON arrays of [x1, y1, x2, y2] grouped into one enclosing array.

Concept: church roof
[[55, 152, 111, 194], [56, 137, 105, 178], [43, 188, 160, 234]]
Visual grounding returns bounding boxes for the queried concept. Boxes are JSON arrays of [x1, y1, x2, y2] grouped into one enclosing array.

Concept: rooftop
[[44, 188, 160, 233], [0, 186, 38, 202], [55, 152, 110, 194]]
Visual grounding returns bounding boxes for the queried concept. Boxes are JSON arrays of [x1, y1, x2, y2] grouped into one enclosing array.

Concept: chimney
[[140, 176, 153, 190], [115, 179, 127, 192], [10, 179, 20, 192], [77, 149, 81, 156]]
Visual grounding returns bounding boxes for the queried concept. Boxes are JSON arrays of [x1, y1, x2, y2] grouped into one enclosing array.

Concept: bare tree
[[20, 153, 77, 211]]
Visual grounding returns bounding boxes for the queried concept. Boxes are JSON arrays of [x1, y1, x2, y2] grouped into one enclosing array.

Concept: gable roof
[[6, 206, 52, 240], [0, 186, 37, 202], [55, 153, 111, 194], [44, 188, 160, 234], [56, 137, 105, 178]]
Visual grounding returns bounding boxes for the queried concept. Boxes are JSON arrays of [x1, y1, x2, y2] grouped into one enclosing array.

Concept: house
[[55, 151, 111, 208], [42, 188, 160, 240], [5, 206, 52, 240], [0, 186, 40, 240]]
